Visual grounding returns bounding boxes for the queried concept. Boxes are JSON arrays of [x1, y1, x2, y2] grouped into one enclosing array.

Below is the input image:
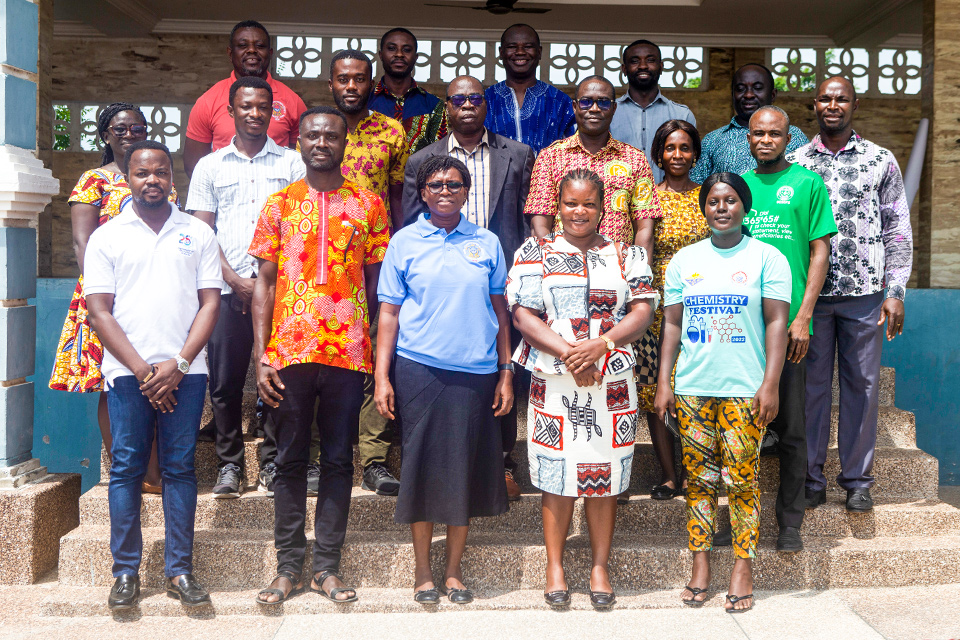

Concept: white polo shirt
[[83, 203, 222, 387]]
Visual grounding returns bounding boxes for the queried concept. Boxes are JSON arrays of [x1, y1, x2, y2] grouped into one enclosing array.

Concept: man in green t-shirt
[[738, 105, 836, 553]]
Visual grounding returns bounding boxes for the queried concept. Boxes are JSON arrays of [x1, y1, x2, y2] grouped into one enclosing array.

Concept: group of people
[[49, 18, 913, 614]]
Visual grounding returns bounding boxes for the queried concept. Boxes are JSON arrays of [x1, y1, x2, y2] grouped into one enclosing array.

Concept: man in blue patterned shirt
[[484, 24, 577, 154], [692, 63, 808, 182]]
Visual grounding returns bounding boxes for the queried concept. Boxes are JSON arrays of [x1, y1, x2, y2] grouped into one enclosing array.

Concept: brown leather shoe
[[142, 480, 162, 494], [505, 470, 521, 501]]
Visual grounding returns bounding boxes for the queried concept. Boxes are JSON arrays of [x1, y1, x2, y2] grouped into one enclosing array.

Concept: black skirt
[[393, 356, 508, 526]]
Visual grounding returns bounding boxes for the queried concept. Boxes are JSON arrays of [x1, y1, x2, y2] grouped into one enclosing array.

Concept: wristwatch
[[600, 336, 615, 351], [175, 354, 190, 374], [498, 362, 515, 372]]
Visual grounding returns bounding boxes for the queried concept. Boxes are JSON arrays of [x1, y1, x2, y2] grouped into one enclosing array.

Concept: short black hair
[[416, 155, 472, 194], [230, 20, 270, 46], [622, 39, 662, 63], [380, 27, 418, 52], [699, 172, 753, 215], [330, 49, 373, 78], [299, 105, 348, 132], [125, 140, 173, 170], [651, 119, 702, 167], [733, 63, 775, 89], [229, 76, 273, 107], [500, 23, 541, 48], [576, 74, 615, 99]]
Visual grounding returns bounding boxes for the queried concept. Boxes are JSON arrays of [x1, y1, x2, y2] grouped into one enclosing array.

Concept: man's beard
[[133, 195, 168, 209], [383, 64, 412, 81], [333, 91, 369, 115], [756, 152, 786, 166], [305, 154, 343, 172], [627, 72, 659, 93]]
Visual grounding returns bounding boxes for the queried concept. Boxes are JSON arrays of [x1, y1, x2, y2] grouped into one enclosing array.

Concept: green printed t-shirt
[[742, 164, 837, 328]]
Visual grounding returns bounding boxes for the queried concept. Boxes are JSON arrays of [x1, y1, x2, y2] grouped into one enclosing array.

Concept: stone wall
[[43, 34, 923, 278]]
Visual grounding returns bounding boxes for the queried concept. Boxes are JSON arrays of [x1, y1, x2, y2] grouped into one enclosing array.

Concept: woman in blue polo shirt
[[374, 155, 514, 606], [655, 172, 791, 612]]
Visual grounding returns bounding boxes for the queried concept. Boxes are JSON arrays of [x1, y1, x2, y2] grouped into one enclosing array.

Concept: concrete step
[[101, 436, 939, 500], [832, 366, 895, 408], [76, 485, 960, 539], [55, 526, 960, 590]]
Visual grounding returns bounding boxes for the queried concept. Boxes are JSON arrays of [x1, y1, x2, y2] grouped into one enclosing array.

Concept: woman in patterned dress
[[638, 120, 711, 500], [506, 169, 658, 610], [49, 103, 178, 492]]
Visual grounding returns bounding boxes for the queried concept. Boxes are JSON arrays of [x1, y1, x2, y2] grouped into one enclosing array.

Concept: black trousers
[[271, 363, 364, 576], [767, 358, 808, 529], [207, 294, 277, 471]]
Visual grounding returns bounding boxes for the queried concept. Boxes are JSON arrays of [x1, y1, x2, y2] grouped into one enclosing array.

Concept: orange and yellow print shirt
[[341, 111, 409, 223], [523, 134, 663, 244], [248, 179, 390, 373]]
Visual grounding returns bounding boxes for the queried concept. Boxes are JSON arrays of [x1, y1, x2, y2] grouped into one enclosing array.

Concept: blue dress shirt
[[378, 213, 507, 374]]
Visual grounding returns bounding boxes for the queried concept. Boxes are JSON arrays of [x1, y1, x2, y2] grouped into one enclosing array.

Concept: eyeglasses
[[446, 94, 484, 108], [109, 124, 148, 137], [424, 181, 465, 194], [576, 98, 614, 111]]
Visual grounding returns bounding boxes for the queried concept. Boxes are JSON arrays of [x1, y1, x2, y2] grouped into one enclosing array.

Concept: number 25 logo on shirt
[[177, 233, 195, 257]]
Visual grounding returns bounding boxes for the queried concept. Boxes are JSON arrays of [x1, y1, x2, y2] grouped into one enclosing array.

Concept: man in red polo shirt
[[183, 20, 306, 178]]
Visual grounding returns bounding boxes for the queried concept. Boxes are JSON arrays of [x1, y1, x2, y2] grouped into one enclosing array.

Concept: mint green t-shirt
[[741, 164, 837, 326], [664, 236, 792, 397]]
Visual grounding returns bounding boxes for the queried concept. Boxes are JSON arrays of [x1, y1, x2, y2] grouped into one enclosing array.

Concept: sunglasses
[[446, 93, 484, 108], [577, 98, 614, 111], [109, 124, 148, 137], [425, 181, 465, 194]]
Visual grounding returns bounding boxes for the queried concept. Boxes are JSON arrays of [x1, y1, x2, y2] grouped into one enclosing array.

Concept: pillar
[[0, 0, 80, 585]]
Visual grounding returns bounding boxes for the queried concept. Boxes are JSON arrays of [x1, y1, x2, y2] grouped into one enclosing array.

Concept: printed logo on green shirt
[[776, 185, 794, 204]]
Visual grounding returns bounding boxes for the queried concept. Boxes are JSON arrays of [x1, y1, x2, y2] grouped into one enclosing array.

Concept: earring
[[656, 161, 662, 168], [692, 160, 697, 167]]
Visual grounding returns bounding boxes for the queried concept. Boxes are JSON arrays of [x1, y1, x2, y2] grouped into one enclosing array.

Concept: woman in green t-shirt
[[655, 172, 791, 612]]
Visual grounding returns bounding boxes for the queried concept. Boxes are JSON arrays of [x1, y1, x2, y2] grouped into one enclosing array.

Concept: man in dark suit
[[402, 75, 535, 499]]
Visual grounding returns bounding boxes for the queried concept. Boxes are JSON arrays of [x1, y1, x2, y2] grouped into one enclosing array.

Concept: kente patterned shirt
[[484, 80, 577, 154], [523, 134, 663, 244], [369, 78, 442, 136], [342, 111, 410, 224], [248, 179, 391, 373], [407, 101, 448, 154], [691, 116, 809, 183], [789, 132, 913, 300]]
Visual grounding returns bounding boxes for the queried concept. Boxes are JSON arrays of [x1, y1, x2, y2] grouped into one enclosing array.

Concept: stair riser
[[56, 534, 960, 591]]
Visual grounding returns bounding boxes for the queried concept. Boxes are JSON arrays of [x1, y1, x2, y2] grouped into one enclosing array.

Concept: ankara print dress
[[505, 234, 660, 497]]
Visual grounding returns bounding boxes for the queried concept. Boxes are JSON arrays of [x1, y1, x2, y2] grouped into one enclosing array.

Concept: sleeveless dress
[[48, 168, 179, 392]]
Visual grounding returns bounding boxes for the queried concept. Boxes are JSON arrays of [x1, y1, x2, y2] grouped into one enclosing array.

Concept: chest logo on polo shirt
[[603, 160, 630, 178], [685, 272, 703, 286], [178, 233, 195, 256], [463, 241, 484, 262], [776, 185, 794, 204], [272, 101, 285, 121]]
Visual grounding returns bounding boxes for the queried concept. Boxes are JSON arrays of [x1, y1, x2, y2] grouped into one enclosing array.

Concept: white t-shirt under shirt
[[83, 204, 222, 387], [664, 235, 791, 397]]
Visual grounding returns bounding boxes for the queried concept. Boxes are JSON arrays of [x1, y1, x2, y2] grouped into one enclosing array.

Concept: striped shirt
[[448, 131, 491, 228], [186, 136, 305, 293]]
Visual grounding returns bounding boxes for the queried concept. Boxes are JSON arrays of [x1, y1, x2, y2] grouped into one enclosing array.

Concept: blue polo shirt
[[378, 213, 507, 374]]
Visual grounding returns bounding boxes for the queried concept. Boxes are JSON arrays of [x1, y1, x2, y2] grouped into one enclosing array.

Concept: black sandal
[[650, 483, 681, 500], [414, 587, 440, 605], [681, 585, 709, 607], [255, 571, 303, 605], [725, 593, 754, 613], [311, 570, 358, 603]]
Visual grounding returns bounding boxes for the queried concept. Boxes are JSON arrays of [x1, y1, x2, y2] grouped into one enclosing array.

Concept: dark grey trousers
[[805, 292, 885, 492]]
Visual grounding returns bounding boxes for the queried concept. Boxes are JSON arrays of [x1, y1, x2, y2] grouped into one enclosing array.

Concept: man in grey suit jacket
[[402, 75, 535, 499]]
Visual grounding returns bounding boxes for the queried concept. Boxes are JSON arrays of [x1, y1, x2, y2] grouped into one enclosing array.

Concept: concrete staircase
[[41, 366, 960, 615]]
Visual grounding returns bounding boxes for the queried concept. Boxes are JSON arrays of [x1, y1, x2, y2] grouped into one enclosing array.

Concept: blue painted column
[[0, 0, 58, 486]]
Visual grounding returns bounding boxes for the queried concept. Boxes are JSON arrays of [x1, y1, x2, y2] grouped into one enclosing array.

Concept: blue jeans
[[107, 374, 207, 578]]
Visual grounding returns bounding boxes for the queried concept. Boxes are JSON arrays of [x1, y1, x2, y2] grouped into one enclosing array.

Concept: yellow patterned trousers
[[676, 395, 765, 559]]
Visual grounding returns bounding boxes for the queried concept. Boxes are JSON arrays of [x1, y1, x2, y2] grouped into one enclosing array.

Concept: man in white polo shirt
[[85, 140, 222, 611], [188, 76, 305, 499]]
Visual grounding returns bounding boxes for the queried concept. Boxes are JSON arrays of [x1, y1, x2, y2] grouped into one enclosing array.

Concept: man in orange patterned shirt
[[249, 106, 390, 605], [525, 75, 662, 258]]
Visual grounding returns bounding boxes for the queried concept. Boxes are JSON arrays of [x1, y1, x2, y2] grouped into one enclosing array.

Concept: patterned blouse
[[341, 111, 410, 224], [505, 233, 660, 376], [248, 180, 391, 373], [789, 132, 913, 300], [523, 134, 663, 244]]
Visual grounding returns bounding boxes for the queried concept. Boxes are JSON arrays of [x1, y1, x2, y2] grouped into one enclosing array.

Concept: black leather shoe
[[805, 487, 826, 510], [446, 586, 474, 604], [167, 574, 211, 607], [414, 588, 440, 605], [590, 590, 616, 610], [544, 590, 570, 608], [713, 525, 732, 547], [108, 574, 140, 610], [846, 487, 874, 512], [776, 526, 804, 552]]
